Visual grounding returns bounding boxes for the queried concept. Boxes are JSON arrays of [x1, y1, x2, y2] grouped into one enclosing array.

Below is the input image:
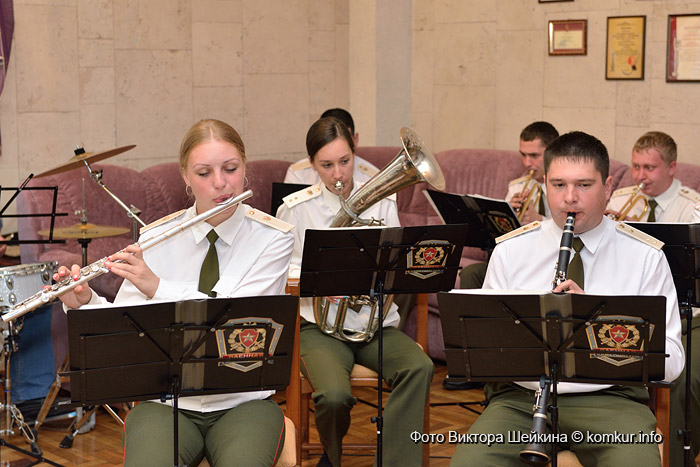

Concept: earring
[[244, 176, 249, 188], [185, 185, 193, 196]]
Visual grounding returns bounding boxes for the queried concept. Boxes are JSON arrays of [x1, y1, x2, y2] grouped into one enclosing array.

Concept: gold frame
[[667, 14, 700, 82], [548, 20, 587, 56], [606, 16, 646, 80]]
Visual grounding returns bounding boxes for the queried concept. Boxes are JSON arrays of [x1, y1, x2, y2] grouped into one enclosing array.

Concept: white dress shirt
[[283, 155, 379, 185], [607, 178, 700, 223], [276, 180, 401, 331], [476, 216, 684, 393], [82, 203, 294, 412]]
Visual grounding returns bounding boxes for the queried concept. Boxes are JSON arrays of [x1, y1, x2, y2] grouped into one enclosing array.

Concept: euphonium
[[609, 183, 648, 221], [2, 190, 253, 322], [515, 170, 543, 222], [313, 127, 445, 342]]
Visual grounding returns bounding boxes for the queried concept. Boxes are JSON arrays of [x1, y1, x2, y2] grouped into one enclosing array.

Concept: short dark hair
[[520, 121, 559, 147], [306, 117, 355, 161], [544, 131, 609, 181], [321, 108, 355, 135]]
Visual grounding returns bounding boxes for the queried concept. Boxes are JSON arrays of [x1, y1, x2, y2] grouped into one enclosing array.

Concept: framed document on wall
[[667, 14, 700, 82], [606, 16, 646, 80], [548, 20, 587, 55]]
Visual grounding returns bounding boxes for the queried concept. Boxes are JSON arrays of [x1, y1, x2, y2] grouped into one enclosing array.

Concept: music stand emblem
[[585, 315, 655, 367], [407, 239, 451, 279], [215, 317, 284, 372], [488, 212, 517, 234]]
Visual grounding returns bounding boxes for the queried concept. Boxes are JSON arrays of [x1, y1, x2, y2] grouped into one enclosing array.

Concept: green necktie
[[538, 190, 546, 216], [647, 199, 658, 222], [568, 237, 585, 290], [198, 229, 219, 297]]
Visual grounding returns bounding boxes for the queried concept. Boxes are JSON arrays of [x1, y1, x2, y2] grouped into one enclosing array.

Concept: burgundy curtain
[[0, 0, 13, 153]]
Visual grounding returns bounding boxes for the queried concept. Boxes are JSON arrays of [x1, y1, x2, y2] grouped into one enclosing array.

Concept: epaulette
[[139, 209, 186, 235], [357, 163, 379, 178], [679, 186, 700, 204], [611, 185, 639, 198], [616, 223, 664, 250], [495, 221, 540, 244], [508, 175, 530, 187], [289, 158, 311, 171], [282, 183, 323, 208], [245, 208, 293, 233]]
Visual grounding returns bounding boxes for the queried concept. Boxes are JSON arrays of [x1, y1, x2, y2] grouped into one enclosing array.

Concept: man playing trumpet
[[606, 131, 700, 222]]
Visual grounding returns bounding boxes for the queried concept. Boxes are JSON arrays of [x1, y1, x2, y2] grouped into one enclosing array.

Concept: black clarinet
[[551, 213, 576, 290], [519, 377, 551, 465]]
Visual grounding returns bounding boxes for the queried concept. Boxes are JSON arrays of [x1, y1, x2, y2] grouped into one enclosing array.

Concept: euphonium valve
[[609, 183, 648, 221], [313, 127, 445, 342]]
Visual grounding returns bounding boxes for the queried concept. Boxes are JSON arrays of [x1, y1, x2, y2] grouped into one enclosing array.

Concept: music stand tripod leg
[[34, 355, 70, 432]]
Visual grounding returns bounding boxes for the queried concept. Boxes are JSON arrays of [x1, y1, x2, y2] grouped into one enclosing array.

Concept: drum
[[0, 262, 58, 311]]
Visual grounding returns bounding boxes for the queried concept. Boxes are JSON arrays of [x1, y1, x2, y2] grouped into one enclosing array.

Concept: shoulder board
[[245, 208, 293, 233], [508, 175, 529, 187], [139, 209, 186, 235], [282, 183, 323, 208], [356, 163, 379, 178], [679, 186, 700, 204], [611, 185, 638, 198], [495, 221, 540, 244], [289, 158, 311, 171], [616, 223, 664, 250]]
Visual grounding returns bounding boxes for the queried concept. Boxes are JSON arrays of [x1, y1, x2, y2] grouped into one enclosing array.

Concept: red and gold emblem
[[215, 318, 283, 372], [406, 240, 452, 279], [585, 316, 652, 367]]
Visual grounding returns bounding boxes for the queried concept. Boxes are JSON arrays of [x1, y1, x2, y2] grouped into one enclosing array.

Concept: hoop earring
[[244, 176, 249, 188], [185, 185, 193, 196]]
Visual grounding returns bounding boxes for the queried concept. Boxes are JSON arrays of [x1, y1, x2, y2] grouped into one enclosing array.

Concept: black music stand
[[439, 291, 669, 466], [64, 296, 298, 467], [626, 221, 700, 467], [300, 223, 468, 466]]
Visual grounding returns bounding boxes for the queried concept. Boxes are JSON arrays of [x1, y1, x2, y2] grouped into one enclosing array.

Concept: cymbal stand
[[75, 147, 146, 241], [1, 318, 64, 465]]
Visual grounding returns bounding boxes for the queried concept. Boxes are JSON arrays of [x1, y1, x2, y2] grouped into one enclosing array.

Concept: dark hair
[[520, 121, 559, 147], [320, 108, 355, 135], [634, 131, 677, 165], [544, 131, 609, 181], [306, 117, 355, 161]]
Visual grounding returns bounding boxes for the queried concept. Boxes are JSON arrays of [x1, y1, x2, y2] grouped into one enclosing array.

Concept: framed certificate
[[539, 0, 574, 3], [667, 14, 700, 82], [606, 16, 646, 80], [548, 20, 587, 55]]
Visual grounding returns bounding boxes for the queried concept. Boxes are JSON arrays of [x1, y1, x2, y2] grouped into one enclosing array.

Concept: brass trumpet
[[609, 183, 648, 221], [515, 170, 543, 222]]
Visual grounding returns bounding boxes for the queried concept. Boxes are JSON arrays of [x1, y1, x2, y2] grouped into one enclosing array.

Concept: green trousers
[[459, 262, 487, 289], [300, 321, 434, 467], [669, 319, 700, 466], [450, 382, 660, 467], [123, 399, 285, 466]]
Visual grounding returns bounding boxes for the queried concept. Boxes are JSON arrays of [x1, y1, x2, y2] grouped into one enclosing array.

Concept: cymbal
[[37, 223, 130, 239], [35, 144, 137, 178]]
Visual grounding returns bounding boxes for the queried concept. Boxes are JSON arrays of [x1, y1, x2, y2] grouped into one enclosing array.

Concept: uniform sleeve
[[645, 250, 685, 382], [231, 230, 294, 297], [382, 198, 401, 227], [283, 166, 301, 184], [275, 203, 304, 279], [482, 243, 508, 290]]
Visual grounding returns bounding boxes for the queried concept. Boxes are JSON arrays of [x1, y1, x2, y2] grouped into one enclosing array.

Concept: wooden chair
[[285, 280, 431, 465]]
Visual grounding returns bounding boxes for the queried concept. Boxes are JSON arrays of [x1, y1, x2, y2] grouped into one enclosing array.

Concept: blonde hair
[[179, 119, 246, 169], [633, 131, 677, 165]]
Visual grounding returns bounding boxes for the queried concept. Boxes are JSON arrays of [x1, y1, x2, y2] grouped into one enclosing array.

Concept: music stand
[[64, 295, 298, 467], [270, 182, 309, 215], [300, 223, 468, 466], [626, 221, 700, 467], [439, 290, 669, 466]]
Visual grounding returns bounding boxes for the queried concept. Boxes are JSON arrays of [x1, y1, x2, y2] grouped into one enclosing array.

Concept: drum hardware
[[35, 145, 145, 242]]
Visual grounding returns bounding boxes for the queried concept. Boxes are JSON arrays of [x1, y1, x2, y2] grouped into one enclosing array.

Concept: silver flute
[[2, 189, 253, 322], [551, 212, 576, 290]]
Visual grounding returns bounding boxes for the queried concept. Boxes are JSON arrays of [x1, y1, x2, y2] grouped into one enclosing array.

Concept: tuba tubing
[[313, 128, 445, 342], [2, 190, 253, 322], [515, 170, 543, 222], [609, 183, 648, 221]]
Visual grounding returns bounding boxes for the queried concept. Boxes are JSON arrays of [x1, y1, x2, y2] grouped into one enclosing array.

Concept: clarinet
[[519, 377, 551, 465], [551, 213, 576, 290]]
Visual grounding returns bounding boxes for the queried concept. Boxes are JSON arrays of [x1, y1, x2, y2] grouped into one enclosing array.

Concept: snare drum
[[0, 262, 58, 311]]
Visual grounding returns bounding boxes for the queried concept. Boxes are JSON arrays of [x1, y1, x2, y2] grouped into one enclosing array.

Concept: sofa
[[16, 147, 700, 362]]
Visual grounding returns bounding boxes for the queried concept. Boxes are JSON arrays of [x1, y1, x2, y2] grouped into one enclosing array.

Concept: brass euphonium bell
[[313, 127, 445, 342]]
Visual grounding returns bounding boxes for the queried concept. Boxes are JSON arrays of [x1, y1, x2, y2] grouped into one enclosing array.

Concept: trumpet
[[2, 190, 253, 322], [552, 213, 576, 290], [515, 170, 543, 222], [609, 183, 648, 221]]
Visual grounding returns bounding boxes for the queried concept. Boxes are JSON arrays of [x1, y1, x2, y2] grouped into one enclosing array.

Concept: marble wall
[[1, 0, 700, 234]]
